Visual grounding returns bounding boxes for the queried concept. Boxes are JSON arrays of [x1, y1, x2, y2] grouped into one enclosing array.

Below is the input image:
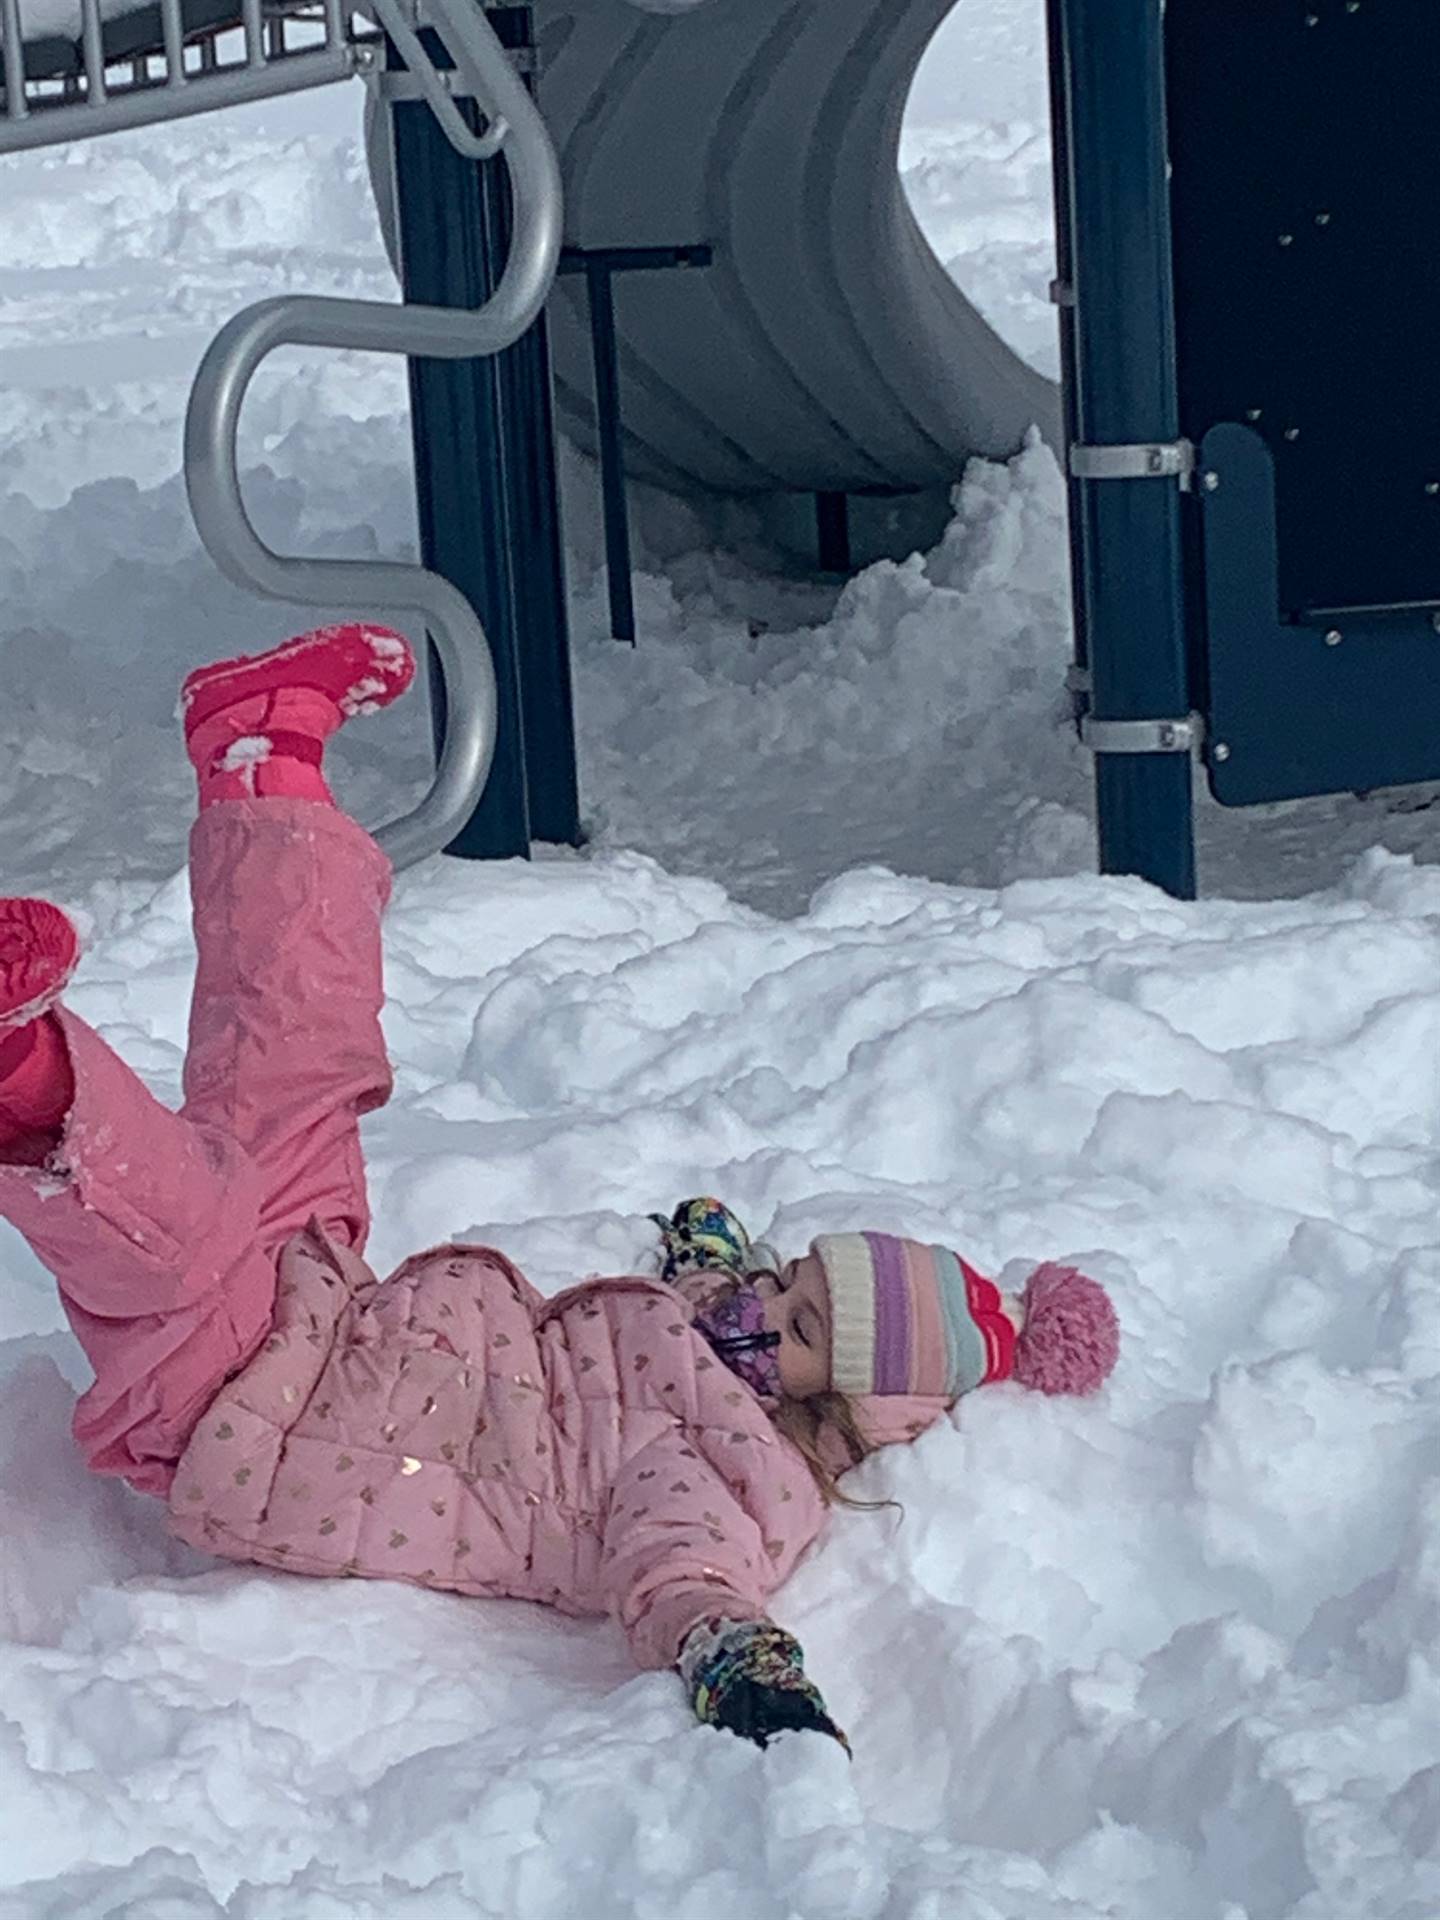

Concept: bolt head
[[1279, 233, 1295, 247], [1284, 427, 1301, 442], [1202, 470, 1221, 492], [1431, 612, 1440, 634], [1214, 743, 1232, 763], [1324, 629, 1343, 647], [1426, 482, 1440, 496]]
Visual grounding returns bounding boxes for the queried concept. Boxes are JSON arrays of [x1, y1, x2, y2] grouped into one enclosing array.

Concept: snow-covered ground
[[1, 2, 1438, 1916]]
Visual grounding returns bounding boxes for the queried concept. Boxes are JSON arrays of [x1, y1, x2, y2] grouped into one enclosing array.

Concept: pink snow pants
[[0, 801, 392, 1496]]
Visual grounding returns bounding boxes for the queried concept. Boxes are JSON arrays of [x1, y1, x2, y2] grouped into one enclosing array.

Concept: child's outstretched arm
[[599, 1428, 847, 1754]]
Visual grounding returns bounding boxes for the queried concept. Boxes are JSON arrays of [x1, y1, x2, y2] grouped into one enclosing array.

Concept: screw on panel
[[1315, 211, 1332, 226], [1426, 482, 1440, 495], [1284, 427, 1301, 441], [1324, 629, 1343, 647], [1278, 233, 1295, 247], [1202, 470, 1221, 492], [1245, 408, 1263, 422], [1213, 743, 1232, 762], [1432, 612, 1440, 634]]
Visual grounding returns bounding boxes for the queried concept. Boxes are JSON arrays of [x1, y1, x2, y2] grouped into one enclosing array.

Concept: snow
[[4, 846, 1439, 1918], [1, 2, 1439, 1916]]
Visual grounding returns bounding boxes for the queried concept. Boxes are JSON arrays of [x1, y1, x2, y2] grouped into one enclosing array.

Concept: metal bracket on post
[[1079, 714, 1204, 755], [373, 46, 537, 103], [374, 68, 476, 104], [1064, 661, 1092, 723], [1068, 439, 1196, 489], [366, 0, 510, 160]]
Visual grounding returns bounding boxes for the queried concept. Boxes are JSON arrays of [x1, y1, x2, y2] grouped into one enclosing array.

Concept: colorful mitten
[[652, 1200, 785, 1398], [651, 1197, 774, 1285], [680, 1618, 851, 1756]]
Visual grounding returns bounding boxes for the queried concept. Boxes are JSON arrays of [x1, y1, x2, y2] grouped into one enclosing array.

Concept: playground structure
[[3, 0, 1438, 895]]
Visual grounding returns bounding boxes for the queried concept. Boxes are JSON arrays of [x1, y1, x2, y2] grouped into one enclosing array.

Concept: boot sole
[[180, 623, 417, 741], [0, 899, 80, 1029]]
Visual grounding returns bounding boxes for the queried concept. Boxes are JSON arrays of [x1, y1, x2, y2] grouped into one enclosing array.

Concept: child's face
[[760, 1255, 832, 1400]]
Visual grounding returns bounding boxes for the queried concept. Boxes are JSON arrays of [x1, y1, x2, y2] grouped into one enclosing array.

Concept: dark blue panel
[[1166, 0, 1440, 619], [1200, 425, 1440, 805]]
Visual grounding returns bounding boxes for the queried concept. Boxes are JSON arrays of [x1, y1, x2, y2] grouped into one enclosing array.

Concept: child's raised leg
[[177, 623, 415, 1257], [0, 924, 278, 1494], [0, 624, 415, 1494]]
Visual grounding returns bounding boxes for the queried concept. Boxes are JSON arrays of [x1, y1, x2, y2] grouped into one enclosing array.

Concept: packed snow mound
[[1, 842, 1438, 1918]]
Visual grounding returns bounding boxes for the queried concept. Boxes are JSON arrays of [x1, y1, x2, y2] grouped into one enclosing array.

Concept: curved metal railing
[[184, 0, 561, 869]]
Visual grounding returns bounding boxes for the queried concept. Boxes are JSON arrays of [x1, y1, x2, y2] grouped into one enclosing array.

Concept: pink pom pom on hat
[[1011, 1261, 1120, 1395], [810, 1234, 1119, 1402]]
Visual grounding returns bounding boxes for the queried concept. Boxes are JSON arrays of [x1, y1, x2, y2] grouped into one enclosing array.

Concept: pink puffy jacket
[[171, 1218, 843, 1669], [169, 1220, 953, 1669]]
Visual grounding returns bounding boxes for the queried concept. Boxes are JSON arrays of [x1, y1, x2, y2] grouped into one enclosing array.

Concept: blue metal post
[[388, 2, 579, 857], [1050, 0, 1195, 898], [1044, 0, 1088, 698]]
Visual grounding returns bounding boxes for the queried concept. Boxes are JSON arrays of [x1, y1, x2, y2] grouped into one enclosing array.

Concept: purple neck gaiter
[[692, 1277, 782, 1400]]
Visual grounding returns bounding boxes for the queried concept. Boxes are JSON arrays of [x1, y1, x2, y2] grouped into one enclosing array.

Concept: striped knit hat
[[813, 1233, 1018, 1400]]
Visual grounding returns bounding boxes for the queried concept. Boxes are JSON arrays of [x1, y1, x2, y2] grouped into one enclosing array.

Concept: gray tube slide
[[533, 0, 1060, 509]]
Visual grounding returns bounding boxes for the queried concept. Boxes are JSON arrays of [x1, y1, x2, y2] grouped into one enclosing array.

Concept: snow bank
[[903, 0, 1060, 380], [2, 840, 1438, 1918]]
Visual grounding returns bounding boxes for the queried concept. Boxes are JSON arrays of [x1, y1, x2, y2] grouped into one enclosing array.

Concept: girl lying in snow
[[0, 625, 1118, 1757]]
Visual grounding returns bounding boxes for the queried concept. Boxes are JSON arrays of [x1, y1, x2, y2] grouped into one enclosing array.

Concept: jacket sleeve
[[599, 1425, 773, 1671]]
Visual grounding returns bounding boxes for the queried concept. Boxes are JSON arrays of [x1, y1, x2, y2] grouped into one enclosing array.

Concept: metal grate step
[[0, 0, 381, 152]]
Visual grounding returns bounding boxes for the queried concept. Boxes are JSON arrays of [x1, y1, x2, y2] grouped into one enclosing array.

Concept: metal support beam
[[582, 256, 634, 645], [1048, 0, 1196, 899], [559, 244, 712, 645], [815, 491, 851, 574], [390, 3, 579, 856]]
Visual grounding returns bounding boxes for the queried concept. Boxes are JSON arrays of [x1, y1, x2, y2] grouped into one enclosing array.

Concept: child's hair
[[768, 1389, 900, 1513]]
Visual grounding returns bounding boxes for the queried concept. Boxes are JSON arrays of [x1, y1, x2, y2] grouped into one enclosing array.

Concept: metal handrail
[[184, 0, 562, 869]]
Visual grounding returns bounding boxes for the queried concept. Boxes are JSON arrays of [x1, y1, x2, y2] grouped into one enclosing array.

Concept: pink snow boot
[[0, 898, 80, 1162], [180, 622, 417, 807]]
